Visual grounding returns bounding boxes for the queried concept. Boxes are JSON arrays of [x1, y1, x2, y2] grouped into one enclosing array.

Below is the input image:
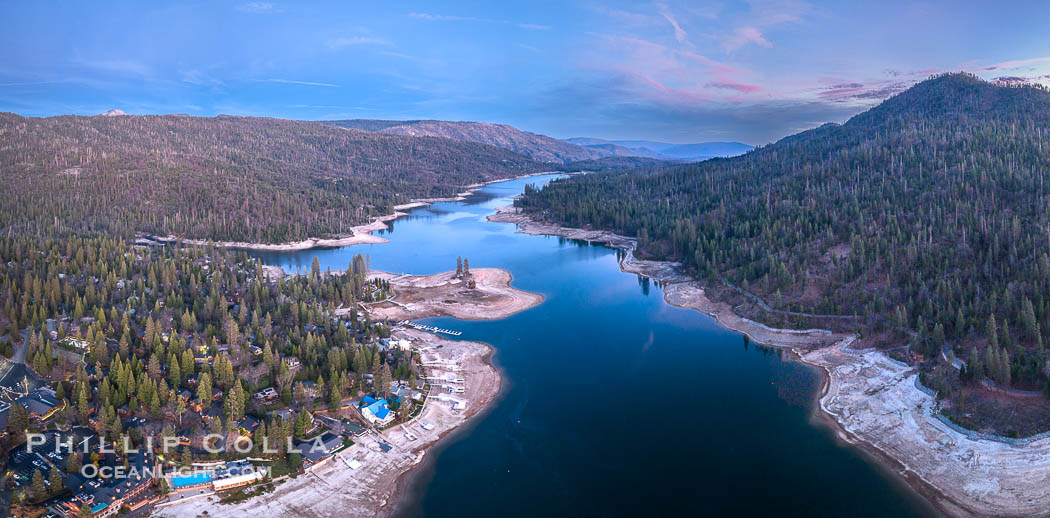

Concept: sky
[[2, 1, 1049, 145]]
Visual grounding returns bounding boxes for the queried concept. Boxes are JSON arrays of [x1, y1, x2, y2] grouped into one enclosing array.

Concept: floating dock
[[398, 320, 462, 336]]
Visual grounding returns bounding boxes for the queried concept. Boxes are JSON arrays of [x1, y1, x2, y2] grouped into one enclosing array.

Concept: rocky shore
[[488, 204, 1050, 518]]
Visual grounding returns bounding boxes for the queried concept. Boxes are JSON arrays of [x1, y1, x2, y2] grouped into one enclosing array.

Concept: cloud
[[994, 75, 1050, 86], [591, 6, 663, 26], [408, 12, 549, 30], [656, 3, 690, 45], [0, 80, 69, 87], [327, 36, 392, 48], [181, 70, 224, 87], [256, 78, 339, 87], [969, 56, 1050, 72], [236, 2, 280, 14], [707, 79, 762, 93], [531, 73, 862, 144], [723, 27, 771, 51], [70, 57, 152, 78], [720, 0, 812, 51]]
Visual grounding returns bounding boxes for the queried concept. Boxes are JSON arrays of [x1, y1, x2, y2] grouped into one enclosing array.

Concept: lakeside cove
[[243, 174, 938, 517], [489, 201, 1050, 517]]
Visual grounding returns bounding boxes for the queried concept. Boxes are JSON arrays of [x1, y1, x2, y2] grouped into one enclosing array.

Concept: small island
[[363, 263, 544, 322]]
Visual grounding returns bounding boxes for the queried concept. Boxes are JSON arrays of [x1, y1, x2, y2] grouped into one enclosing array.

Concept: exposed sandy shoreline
[[151, 171, 560, 252], [364, 268, 544, 321], [155, 328, 500, 518], [157, 262, 542, 517], [487, 204, 1050, 518]]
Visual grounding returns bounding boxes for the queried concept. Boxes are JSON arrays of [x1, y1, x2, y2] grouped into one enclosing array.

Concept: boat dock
[[398, 320, 462, 336]]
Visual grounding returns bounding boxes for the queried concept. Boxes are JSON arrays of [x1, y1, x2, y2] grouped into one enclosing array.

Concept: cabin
[[254, 387, 278, 401], [359, 396, 394, 425], [297, 432, 344, 467], [238, 416, 261, 436]]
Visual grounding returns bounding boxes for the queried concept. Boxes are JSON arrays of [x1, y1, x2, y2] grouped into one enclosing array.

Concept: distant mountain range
[[323, 119, 607, 164], [564, 137, 754, 161], [323, 119, 753, 164]]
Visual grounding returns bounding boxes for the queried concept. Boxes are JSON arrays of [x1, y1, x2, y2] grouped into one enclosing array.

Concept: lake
[[251, 174, 934, 517]]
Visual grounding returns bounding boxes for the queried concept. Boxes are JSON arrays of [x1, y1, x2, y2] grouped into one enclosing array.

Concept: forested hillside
[[0, 113, 541, 243], [324, 119, 608, 163], [520, 74, 1050, 400]]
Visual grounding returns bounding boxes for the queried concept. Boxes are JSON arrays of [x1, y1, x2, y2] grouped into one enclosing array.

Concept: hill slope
[[521, 74, 1050, 403], [324, 119, 608, 163], [0, 113, 542, 242]]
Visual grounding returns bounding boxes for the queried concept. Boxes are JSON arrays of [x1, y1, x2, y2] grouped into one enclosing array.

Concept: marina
[[397, 320, 462, 336]]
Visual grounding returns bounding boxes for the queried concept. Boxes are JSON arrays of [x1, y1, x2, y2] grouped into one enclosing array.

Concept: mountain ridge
[[518, 73, 1050, 424], [323, 119, 608, 163], [565, 137, 753, 160], [0, 111, 545, 242]]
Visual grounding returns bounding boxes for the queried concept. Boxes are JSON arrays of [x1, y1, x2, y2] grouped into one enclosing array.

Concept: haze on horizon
[[1, 0, 1048, 145]]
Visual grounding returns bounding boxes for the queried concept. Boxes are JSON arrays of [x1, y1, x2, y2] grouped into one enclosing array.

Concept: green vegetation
[[520, 74, 1050, 398], [1, 235, 419, 463], [0, 113, 541, 243]]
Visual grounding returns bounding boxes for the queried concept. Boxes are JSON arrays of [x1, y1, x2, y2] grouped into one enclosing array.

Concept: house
[[296, 432, 344, 467], [391, 385, 423, 401], [253, 387, 278, 401], [238, 416, 261, 436], [298, 380, 318, 398], [359, 396, 394, 425], [284, 356, 301, 369], [342, 421, 367, 437], [212, 470, 263, 491], [15, 388, 64, 422], [62, 337, 90, 350]]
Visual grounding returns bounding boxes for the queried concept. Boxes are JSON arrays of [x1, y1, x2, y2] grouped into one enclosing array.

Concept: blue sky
[[2, 0, 1049, 144]]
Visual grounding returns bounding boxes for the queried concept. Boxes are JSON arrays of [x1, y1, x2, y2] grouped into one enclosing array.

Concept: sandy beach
[[363, 268, 544, 321], [154, 328, 500, 518], [156, 260, 543, 517], [487, 204, 1050, 517], [153, 171, 560, 252]]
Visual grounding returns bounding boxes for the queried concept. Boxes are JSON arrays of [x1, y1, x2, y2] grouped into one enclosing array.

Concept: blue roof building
[[359, 397, 393, 425]]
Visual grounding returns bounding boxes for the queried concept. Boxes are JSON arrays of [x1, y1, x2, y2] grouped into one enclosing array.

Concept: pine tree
[[987, 315, 999, 350], [49, 466, 63, 494], [31, 469, 46, 500]]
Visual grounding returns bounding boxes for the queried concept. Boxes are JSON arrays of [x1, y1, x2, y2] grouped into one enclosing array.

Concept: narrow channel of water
[[251, 174, 934, 517]]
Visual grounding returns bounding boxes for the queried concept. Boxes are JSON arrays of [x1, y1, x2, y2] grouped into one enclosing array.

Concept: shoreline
[[147, 171, 561, 252], [156, 260, 545, 516], [155, 328, 503, 518], [364, 268, 545, 321], [487, 204, 1050, 518]]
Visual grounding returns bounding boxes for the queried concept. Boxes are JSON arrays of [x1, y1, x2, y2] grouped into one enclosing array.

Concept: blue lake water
[[251, 174, 934, 517]]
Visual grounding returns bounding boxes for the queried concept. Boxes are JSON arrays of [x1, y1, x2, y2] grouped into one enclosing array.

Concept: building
[[238, 416, 261, 436], [298, 380, 319, 398], [342, 421, 367, 437], [253, 387, 278, 401], [359, 396, 393, 425], [212, 471, 263, 491], [296, 432, 344, 467], [16, 388, 64, 422]]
